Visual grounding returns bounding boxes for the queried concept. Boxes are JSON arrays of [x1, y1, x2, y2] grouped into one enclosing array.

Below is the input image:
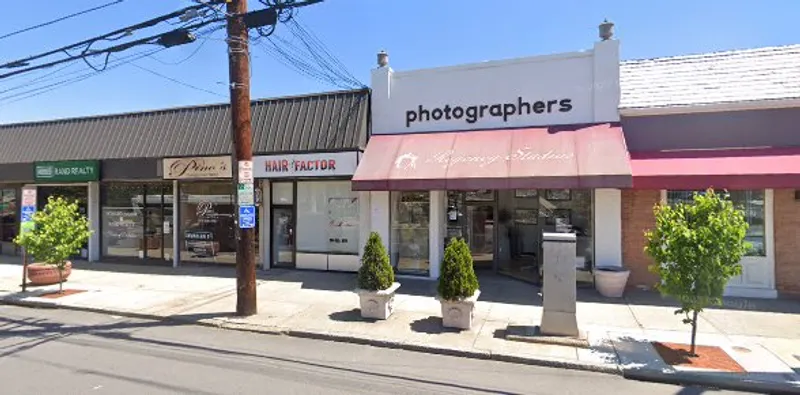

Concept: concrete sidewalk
[[1, 259, 799, 393]]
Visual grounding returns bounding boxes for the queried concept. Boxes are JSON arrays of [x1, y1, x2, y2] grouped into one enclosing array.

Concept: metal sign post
[[20, 187, 37, 292]]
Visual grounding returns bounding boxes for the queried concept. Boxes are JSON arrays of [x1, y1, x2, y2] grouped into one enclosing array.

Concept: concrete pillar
[[540, 232, 580, 337], [260, 181, 271, 270], [592, 38, 621, 123], [370, 191, 391, 253], [594, 188, 622, 268], [172, 180, 180, 268], [87, 182, 100, 262], [429, 190, 446, 279], [358, 190, 372, 266], [370, 63, 393, 135]]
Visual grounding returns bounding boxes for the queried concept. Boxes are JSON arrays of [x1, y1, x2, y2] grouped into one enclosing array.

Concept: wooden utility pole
[[226, 0, 257, 316]]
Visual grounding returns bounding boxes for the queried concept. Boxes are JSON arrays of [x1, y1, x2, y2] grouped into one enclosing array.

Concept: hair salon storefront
[[352, 37, 631, 284]]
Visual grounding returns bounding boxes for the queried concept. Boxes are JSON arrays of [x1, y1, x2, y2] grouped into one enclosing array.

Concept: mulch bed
[[653, 342, 745, 373], [40, 289, 87, 299]]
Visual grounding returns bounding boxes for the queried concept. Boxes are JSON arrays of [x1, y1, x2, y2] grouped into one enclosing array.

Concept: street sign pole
[[20, 187, 37, 292]]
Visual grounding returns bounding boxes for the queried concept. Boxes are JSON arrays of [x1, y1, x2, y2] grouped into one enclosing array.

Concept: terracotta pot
[[27, 261, 72, 286], [594, 266, 630, 298]]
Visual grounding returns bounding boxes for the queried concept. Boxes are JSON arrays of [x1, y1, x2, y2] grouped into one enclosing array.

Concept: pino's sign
[[163, 156, 232, 180]]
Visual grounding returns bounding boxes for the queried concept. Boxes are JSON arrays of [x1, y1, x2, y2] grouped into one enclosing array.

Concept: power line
[[126, 60, 226, 98], [0, 0, 125, 41]]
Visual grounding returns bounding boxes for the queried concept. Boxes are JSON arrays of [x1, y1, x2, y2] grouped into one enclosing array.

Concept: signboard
[[253, 151, 359, 178], [237, 183, 254, 206], [238, 160, 254, 183], [20, 187, 36, 234], [34, 160, 100, 182], [371, 41, 620, 134], [238, 205, 256, 229], [163, 156, 232, 180]]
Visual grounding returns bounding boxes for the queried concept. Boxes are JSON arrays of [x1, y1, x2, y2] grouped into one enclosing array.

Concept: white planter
[[594, 267, 630, 298], [438, 290, 481, 330], [356, 282, 401, 320]]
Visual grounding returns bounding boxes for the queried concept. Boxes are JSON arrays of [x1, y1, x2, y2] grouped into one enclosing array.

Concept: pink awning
[[631, 147, 800, 189], [352, 123, 632, 191]]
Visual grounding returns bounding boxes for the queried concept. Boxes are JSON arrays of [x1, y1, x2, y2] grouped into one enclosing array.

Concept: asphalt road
[[0, 305, 753, 395]]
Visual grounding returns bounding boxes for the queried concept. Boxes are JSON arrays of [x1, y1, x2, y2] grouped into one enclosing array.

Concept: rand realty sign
[[34, 160, 100, 182], [371, 41, 620, 134]]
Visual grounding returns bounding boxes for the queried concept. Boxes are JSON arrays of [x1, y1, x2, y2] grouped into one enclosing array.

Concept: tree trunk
[[690, 310, 699, 356], [58, 265, 64, 294]]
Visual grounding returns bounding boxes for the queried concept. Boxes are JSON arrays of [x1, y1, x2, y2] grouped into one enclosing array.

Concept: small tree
[[358, 232, 395, 291], [14, 196, 92, 293], [644, 188, 749, 355], [438, 238, 479, 300]]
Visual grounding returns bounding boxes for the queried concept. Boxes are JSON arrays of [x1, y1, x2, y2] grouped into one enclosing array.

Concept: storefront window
[[180, 182, 238, 265], [0, 188, 18, 245], [101, 183, 174, 261], [296, 181, 360, 255], [391, 191, 430, 275], [667, 190, 765, 256], [272, 182, 294, 205]]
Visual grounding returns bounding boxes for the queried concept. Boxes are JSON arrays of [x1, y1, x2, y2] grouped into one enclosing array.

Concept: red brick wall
[[774, 189, 800, 296], [621, 189, 661, 290]]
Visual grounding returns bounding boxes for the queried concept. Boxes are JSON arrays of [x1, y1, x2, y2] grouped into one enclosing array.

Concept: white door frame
[[659, 189, 777, 298]]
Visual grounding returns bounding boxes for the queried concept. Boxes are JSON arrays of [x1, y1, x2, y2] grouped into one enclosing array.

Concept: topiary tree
[[645, 188, 749, 355], [358, 232, 395, 291], [14, 196, 92, 293], [438, 238, 479, 300]]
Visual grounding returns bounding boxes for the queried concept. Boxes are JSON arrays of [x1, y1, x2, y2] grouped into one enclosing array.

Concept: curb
[[2, 298, 621, 376], [623, 368, 800, 395]]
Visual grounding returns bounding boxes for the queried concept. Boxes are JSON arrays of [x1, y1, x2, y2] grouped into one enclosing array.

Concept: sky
[[0, 0, 798, 124]]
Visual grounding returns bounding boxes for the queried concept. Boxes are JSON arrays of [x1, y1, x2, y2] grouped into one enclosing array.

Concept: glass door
[[271, 206, 295, 268], [446, 190, 496, 270]]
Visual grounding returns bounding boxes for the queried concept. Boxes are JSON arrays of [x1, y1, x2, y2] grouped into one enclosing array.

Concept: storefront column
[[172, 180, 180, 268], [260, 181, 270, 270], [370, 191, 390, 252], [358, 190, 371, 266], [428, 190, 446, 279], [594, 188, 622, 267], [87, 182, 100, 262]]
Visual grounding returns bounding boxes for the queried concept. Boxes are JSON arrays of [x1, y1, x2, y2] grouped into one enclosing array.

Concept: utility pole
[[226, 0, 257, 316]]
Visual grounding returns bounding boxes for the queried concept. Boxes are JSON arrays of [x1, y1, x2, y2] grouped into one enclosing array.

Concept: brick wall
[[621, 189, 661, 289], [774, 189, 800, 296]]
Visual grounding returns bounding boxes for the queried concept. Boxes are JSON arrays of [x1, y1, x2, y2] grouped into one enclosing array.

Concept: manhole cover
[[732, 346, 752, 353]]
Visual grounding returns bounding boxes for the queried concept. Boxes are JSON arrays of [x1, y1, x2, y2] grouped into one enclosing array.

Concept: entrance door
[[271, 206, 294, 268], [465, 204, 494, 270]]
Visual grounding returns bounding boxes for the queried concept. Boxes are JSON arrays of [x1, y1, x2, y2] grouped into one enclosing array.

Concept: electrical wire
[[125, 61, 227, 98], [286, 18, 363, 87], [0, 0, 125, 41]]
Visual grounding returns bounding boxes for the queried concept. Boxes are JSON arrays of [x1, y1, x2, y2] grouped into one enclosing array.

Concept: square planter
[[438, 290, 481, 330], [356, 282, 401, 320]]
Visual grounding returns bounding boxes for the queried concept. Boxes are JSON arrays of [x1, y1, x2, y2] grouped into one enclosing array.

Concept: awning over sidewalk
[[631, 147, 800, 189], [352, 123, 632, 191]]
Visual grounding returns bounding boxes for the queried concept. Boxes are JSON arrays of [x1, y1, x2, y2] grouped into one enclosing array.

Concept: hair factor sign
[[253, 151, 359, 179], [371, 40, 620, 134], [163, 156, 232, 180]]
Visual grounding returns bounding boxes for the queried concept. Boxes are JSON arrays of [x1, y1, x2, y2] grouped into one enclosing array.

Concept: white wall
[[371, 40, 620, 135], [593, 189, 622, 268], [428, 190, 446, 279], [87, 182, 100, 262], [358, 190, 371, 264], [260, 181, 271, 270], [172, 180, 180, 268], [369, 191, 390, 252]]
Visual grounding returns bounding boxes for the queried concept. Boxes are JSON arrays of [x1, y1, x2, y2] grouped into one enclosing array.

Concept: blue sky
[[0, 0, 798, 124]]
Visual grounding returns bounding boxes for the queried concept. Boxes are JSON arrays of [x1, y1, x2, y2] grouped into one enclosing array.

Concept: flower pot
[[594, 266, 629, 298], [438, 289, 481, 330], [27, 261, 72, 286], [356, 282, 401, 320]]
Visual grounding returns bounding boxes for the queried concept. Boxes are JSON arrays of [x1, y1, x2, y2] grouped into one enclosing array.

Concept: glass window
[[180, 182, 238, 265], [667, 190, 766, 256], [101, 184, 145, 258], [296, 181, 360, 254], [538, 189, 593, 267], [0, 188, 17, 243], [391, 191, 430, 275], [272, 182, 294, 205]]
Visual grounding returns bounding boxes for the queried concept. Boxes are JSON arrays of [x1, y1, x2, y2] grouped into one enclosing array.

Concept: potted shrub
[[437, 238, 480, 330], [594, 265, 630, 297], [14, 197, 92, 292], [356, 232, 400, 320]]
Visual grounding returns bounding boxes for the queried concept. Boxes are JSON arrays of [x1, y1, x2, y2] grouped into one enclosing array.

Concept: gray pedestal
[[540, 232, 581, 337]]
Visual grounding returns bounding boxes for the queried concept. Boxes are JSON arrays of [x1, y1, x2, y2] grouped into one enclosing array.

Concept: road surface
[[0, 305, 751, 394]]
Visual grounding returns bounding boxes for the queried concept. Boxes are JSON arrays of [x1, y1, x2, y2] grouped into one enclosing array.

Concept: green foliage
[[14, 196, 92, 270], [357, 232, 395, 291], [438, 238, 479, 301], [644, 188, 749, 339]]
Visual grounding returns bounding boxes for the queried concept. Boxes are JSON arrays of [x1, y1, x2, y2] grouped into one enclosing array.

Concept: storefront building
[[353, 34, 630, 283], [619, 44, 800, 298], [0, 89, 370, 270]]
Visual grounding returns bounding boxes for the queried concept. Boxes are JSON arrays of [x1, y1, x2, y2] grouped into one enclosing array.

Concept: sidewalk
[[1, 259, 799, 393]]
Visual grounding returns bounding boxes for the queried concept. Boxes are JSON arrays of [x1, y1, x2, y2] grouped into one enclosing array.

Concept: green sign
[[34, 160, 100, 182]]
